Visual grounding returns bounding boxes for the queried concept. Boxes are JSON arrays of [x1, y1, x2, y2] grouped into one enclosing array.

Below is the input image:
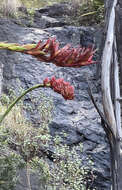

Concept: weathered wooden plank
[[101, 0, 117, 136], [115, 5, 122, 83], [113, 39, 122, 138], [101, 1, 122, 189]]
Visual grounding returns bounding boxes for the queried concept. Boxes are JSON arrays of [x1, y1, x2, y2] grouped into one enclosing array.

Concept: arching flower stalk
[[0, 38, 96, 67], [0, 77, 74, 124]]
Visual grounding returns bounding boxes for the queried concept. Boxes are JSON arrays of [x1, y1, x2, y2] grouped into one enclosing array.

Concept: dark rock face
[[37, 2, 72, 17], [0, 3, 110, 190], [80, 30, 95, 47], [16, 2, 72, 29], [33, 3, 72, 29], [33, 15, 66, 29]]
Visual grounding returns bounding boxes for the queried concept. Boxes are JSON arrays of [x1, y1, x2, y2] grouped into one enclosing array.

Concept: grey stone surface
[[37, 2, 72, 17], [33, 15, 66, 29]]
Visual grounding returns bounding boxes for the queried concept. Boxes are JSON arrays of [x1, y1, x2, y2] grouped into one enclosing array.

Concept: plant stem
[[0, 83, 50, 124], [0, 42, 36, 51], [0, 42, 46, 55], [26, 161, 32, 190]]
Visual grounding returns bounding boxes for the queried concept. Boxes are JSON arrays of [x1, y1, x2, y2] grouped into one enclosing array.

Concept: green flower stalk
[[0, 42, 45, 54], [0, 84, 47, 124], [0, 77, 74, 124]]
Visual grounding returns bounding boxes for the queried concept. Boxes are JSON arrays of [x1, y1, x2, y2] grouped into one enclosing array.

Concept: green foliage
[[0, 153, 24, 190], [0, 92, 53, 189], [30, 157, 51, 189], [29, 136, 95, 190], [50, 143, 91, 189], [0, 92, 96, 189], [67, 0, 104, 26], [0, 126, 25, 190]]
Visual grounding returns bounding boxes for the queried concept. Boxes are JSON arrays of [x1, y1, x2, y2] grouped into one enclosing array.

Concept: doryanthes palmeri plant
[[0, 37, 96, 124]]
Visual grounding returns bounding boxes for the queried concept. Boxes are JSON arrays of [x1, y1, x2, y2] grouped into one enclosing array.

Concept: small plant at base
[[29, 134, 96, 190]]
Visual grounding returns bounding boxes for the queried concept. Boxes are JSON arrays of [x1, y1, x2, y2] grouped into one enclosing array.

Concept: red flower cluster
[[26, 38, 95, 67], [43, 76, 74, 100]]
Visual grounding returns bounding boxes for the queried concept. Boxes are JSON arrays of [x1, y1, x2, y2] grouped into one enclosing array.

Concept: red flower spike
[[43, 76, 74, 100], [24, 38, 96, 67]]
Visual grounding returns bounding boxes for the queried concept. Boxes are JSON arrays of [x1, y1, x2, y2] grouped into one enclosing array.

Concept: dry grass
[[0, 92, 53, 145], [0, 0, 21, 16], [0, 103, 35, 140]]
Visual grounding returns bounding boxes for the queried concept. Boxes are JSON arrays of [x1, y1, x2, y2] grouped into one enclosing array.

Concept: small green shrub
[[29, 133, 96, 190]]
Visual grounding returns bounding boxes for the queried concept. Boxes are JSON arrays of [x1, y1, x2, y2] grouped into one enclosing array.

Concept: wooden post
[[101, 0, 122, 189], [101, 0, 117, 136]]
